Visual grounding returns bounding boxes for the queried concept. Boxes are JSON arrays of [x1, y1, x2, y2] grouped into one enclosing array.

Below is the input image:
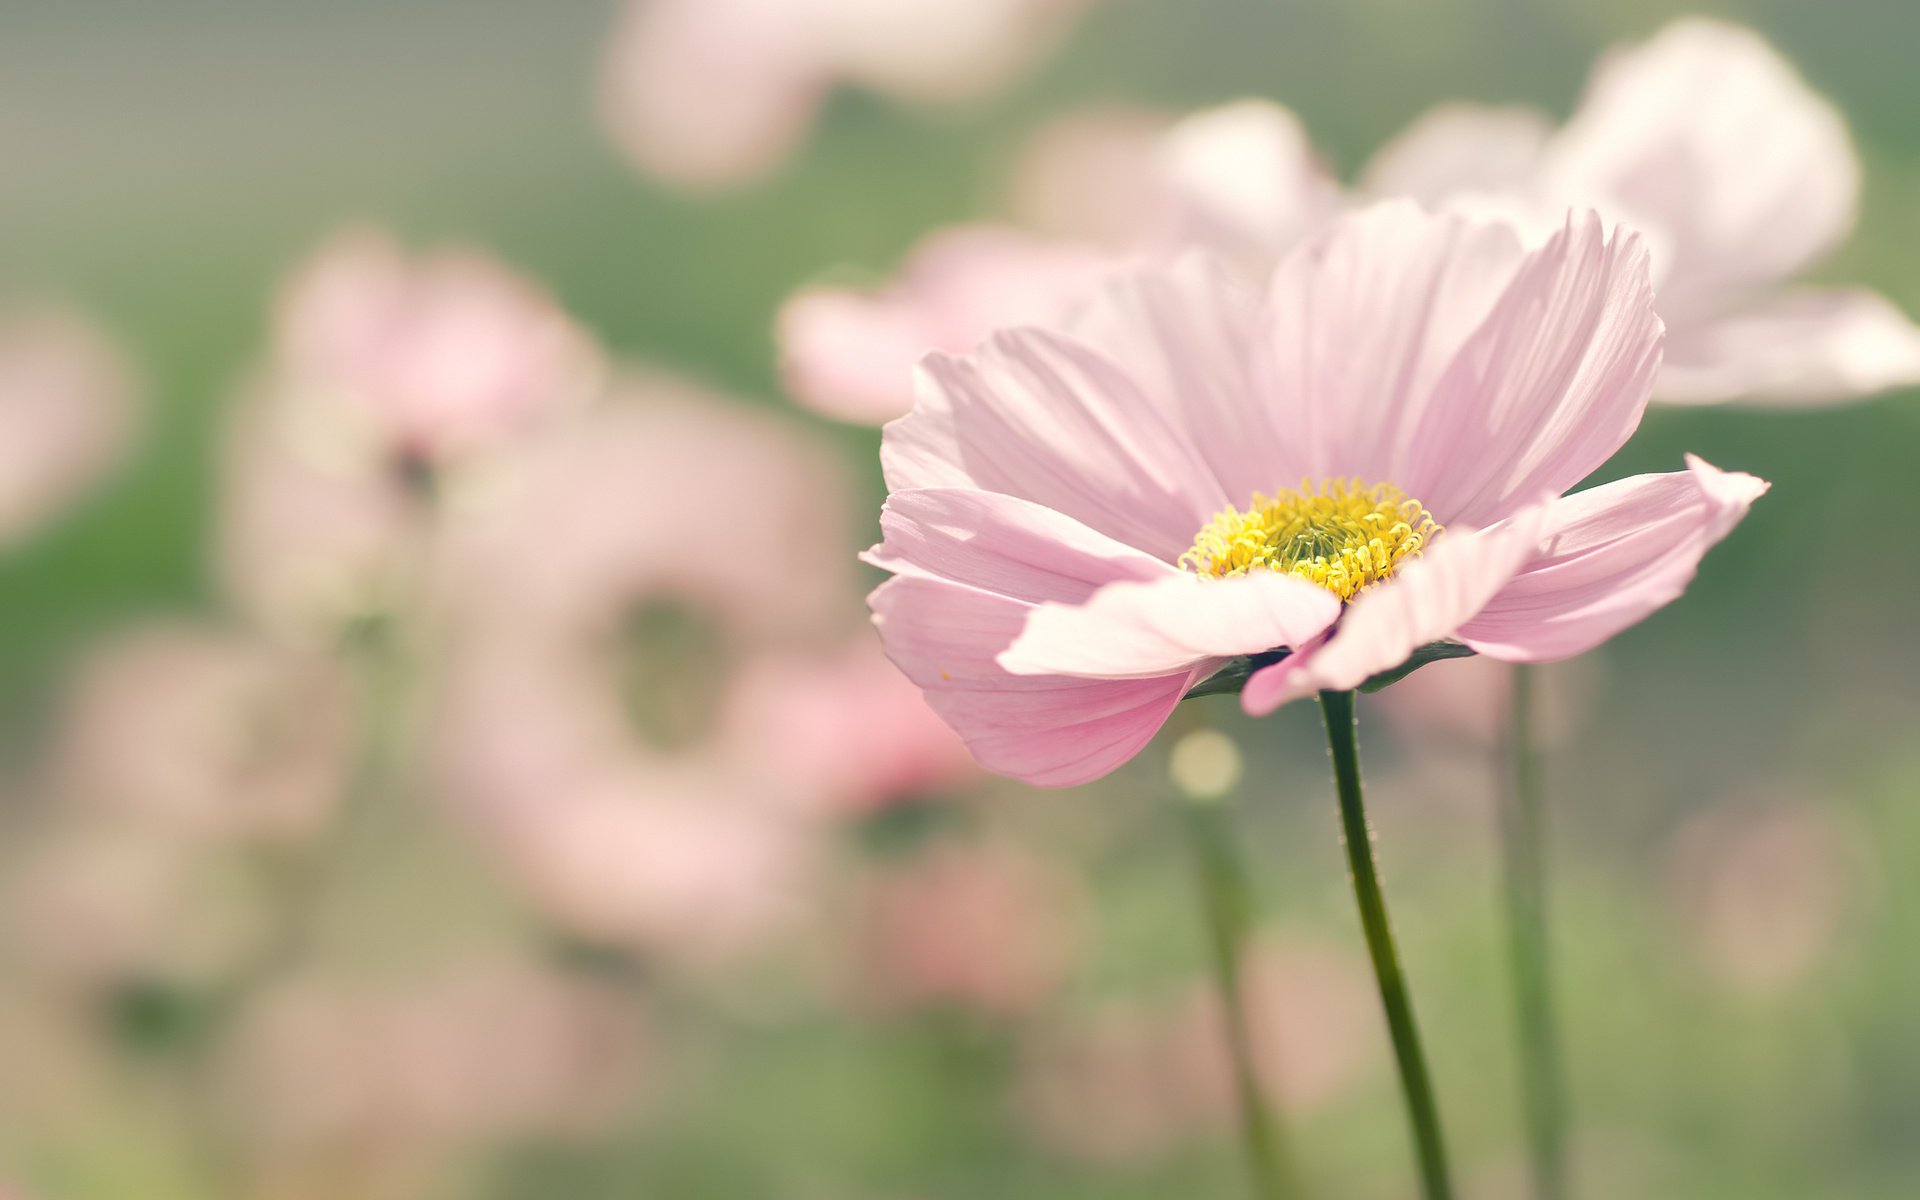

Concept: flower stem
[[1179, 790, 1303, 1200], [1500, 663, 1567, 1199], [1317, 689, 1453, 1200]]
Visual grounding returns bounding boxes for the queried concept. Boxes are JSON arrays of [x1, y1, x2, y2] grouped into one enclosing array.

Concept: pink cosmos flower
[[433, 378, 859, 963], [1364, 18, 1920, 405], [866, 203, 1767, 786], [274, 230, 602, 464], [601, 0, 1101, 190], [0, 310, 138, 549]]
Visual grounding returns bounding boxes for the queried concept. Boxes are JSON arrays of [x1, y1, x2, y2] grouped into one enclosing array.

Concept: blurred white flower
[[0, 310, 138, 549], [600, 0, 1104, 190], [1366, 18, 1920, 405]]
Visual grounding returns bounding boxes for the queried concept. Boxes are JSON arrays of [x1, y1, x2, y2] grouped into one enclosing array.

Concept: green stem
[[1180, 794, 1304, 1200], [1500, 663, 1568, 1199], [1317, 689, 1453, 1200]]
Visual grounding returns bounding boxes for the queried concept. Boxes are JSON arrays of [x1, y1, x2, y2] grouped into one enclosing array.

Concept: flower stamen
[[1180, 479, 1440, 600]]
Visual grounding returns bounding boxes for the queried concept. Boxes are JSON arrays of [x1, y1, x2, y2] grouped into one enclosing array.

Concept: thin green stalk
[[1179, 791, 1304, 1200], [1317, 689, 1453, 1200], [1500, 663, 1568, 1199]]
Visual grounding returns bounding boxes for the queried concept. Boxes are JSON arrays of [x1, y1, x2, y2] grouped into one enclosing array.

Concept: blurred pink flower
[[274, 231, 602, 463], [1665, 796, 1867, 994], [779, 100, 1341, 423], [0, 310, 138, 548], [867, 204, 1765, 785], [777, 228, 1117, 425], [222, 234, 600, 635], [434, 378, 860, 963], [1364, 18, 1920, 405], [600, 0, 1101, 190], [225, 960, 648, 1163], [49, 622, 354, 844], [724, 638, 978, 814], [1014, 934, 1374, 1163], [847, 839, 1079, 1017]]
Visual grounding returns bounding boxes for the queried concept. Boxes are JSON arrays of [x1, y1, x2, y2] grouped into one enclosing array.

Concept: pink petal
[[1541, 18, 1857, 309], [864, 486, 1173, 602], [1456, 456, 1768, 662], [776, 226, 1117, 425], [1066, 253, 1300, 503], [1405, 210, 1663, 527], [870, 577, 1198, 787], [883, 327, 1230, 561], [1260, 201, 1530, 496], [1000, 571, 1341, 681], [1657, 289, 1920, 407], [1240, 505, 1549, 715], [1361, 103, 1555, 206], [865, 487, 1194, 786]]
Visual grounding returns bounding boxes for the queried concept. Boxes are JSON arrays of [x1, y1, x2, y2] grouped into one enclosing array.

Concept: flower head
[[866, 203, 1767, 786]]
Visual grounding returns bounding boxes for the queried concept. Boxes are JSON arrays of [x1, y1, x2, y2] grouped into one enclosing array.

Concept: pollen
[[1180, 479, 1440, 600]]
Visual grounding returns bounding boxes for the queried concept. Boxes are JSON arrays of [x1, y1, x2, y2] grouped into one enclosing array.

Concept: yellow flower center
[[1180, 479, 1440, 601]]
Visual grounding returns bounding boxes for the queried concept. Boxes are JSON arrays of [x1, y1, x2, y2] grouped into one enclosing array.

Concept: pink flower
[[433, 379, 859, 963], [274, 230, 602, 463], [723, 638, 978, 814], [0, 310, 138, 549], [779, 100, 1342, 423], [1364, 18, 1920, 406], [600, 0, 1100, 190], [866, 203, 1767, 786]]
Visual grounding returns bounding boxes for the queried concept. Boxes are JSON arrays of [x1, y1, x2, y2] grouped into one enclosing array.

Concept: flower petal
[[864, 487, 1175, 601], [1000, 570, 1341, 681], [1456, 456, 1767, 662], [1657, 289, 1920, 407], [1260, 200, 1531, 495], [1362, 103, 1556, 206], [1240, 505, 1549, 715], [1066, 253, 1299, 503], [1541, 18, 1857, 308], [884, 326, 1230, 560], [869, 576, 1196, 787], [864, 487, 1194, 787], [1405, 210, 1663, 527]]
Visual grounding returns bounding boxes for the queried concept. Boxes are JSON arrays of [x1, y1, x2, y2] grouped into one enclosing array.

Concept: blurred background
[[3, 1, 1919, 1197]]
